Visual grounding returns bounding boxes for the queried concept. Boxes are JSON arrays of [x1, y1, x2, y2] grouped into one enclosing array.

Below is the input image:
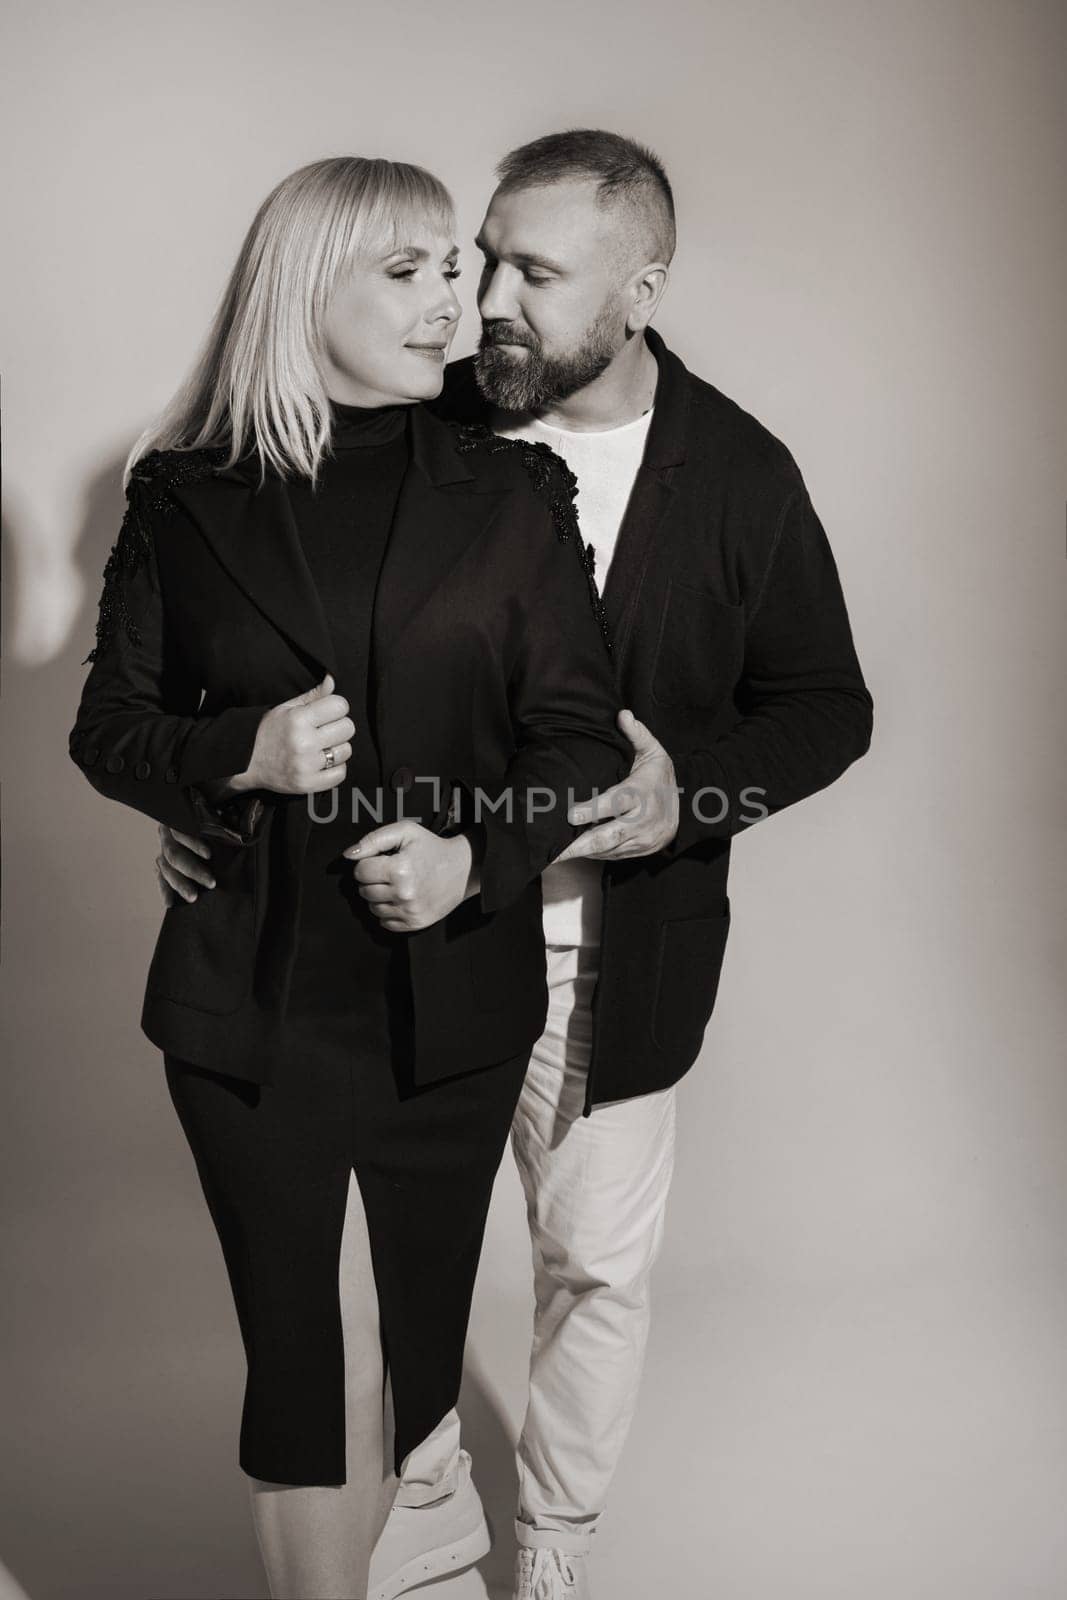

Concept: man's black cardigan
[[434, 328, 874, 1111]]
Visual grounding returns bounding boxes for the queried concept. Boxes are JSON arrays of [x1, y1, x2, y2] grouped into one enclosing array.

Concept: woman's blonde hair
[[127, 156, 455, 486]]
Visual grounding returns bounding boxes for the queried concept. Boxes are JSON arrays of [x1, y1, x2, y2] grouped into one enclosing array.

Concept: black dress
[[164, 402, 528, 1486]]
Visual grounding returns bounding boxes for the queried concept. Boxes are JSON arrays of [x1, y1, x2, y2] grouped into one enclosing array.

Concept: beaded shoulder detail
[[82, 448, 226, 665], [452, 423, 612, 655]]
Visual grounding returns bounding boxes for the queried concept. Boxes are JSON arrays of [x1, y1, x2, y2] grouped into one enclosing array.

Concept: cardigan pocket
[[650, 905, 731, 1053], [651, 581, 745, 710], [145, 837, 258, 1015]]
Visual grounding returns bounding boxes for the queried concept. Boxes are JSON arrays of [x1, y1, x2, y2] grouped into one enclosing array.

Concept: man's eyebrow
[[517, 253, 566, 273], [473, 236, 565, 273]]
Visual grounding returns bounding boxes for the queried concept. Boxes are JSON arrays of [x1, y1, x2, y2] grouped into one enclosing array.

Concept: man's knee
[[535, 1228, 662, 1302]]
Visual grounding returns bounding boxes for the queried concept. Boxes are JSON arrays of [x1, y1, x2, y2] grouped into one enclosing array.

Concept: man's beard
[[474, 302, 622, 413]]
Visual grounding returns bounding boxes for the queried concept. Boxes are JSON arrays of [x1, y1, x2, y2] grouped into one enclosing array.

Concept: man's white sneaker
[[514, 1547, 591, 1600], [368, 1450, 490, 1599]]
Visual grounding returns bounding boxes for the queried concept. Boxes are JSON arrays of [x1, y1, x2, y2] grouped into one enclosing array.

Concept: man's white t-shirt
[[491, 406, 655, 947]]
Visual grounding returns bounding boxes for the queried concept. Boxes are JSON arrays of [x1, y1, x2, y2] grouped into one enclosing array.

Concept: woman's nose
[[430, 281, 461, 325]]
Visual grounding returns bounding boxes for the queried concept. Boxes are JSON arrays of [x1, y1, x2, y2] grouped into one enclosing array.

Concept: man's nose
[[477, 263, 520, 324]]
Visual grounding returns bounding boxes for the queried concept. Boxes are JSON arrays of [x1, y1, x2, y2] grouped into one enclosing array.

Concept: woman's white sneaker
[[368, 1450, 490, 1599]]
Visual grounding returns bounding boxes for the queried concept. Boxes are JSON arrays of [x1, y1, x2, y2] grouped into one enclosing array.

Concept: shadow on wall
[[1, 446, 136, 955], [1, 445, 137, 967], [458, 1357, 523, 1598], [4, 449, 130, 672], [71, 452, 135, 666]]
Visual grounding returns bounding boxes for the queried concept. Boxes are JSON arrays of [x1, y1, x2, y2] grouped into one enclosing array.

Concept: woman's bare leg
[[248, 1170, 399, 1599]]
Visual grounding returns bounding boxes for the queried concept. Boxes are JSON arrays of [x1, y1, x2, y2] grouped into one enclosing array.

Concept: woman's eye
[[388, 264, 460, 282]]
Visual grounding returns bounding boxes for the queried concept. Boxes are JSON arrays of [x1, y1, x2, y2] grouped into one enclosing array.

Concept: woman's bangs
[[356, 173, 456, 263]]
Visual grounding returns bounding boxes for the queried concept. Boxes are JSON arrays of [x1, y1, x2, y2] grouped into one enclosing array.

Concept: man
[[158, 131, 873, 1599]]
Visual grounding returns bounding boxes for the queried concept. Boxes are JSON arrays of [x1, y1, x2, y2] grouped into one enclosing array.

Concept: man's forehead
[[479, 179, 613, 251]]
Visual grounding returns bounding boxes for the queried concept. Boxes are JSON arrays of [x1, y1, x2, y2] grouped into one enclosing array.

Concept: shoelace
[[517, 1546, 579, 1598]]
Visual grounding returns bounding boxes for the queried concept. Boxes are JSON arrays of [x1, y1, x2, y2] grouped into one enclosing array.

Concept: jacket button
[[105, 754, 125, 774], [390, 765, 415, 792], [135, 760, 152, 780], [165, 766, 180, 784], [81, 746, 100, 767]]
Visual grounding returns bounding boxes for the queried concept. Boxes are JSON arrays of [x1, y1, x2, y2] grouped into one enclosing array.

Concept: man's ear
[[626, 262, 670, 332]]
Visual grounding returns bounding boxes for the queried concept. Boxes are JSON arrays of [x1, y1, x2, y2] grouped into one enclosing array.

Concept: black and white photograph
[[1, 2, 1064, 1597]]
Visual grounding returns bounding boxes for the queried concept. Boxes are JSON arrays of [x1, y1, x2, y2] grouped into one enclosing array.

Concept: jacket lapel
[[168, 406, 500, 687], [599, 328, 690, 663], [169, 464, 337, 679], [371, 405, 504, 684]]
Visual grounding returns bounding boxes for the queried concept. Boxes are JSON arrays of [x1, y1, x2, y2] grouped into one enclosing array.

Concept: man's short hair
[[494, 128, 676, 265]]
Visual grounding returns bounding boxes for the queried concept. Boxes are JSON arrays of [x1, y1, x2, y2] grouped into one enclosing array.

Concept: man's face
[[474, 179, 630, 411]]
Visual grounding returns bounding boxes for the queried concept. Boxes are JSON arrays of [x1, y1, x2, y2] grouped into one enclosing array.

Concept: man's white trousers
[[395, 944, 677, 1556]]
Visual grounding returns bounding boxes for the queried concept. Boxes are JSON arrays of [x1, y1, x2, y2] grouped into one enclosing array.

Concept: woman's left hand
[[345, 821, 477, 933]]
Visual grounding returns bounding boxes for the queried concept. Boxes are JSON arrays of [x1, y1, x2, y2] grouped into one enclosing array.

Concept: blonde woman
[[68, 156, 626, 1599]]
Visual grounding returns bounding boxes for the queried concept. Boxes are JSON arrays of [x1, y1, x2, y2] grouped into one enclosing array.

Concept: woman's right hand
[[238, 674, 355, 795]]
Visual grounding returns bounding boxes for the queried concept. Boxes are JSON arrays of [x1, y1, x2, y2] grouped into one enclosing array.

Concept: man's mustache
[[478, 322, 539, 351]]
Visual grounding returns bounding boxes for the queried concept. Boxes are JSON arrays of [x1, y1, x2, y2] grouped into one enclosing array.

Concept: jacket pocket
[[145, 838, 258, 1015], [651, 582, 745, 710], [650, 905, 731, 1053], [467, 888, 546, 1013]]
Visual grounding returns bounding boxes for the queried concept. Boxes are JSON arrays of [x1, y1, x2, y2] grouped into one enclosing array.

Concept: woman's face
[[321, 227, 462, 406]]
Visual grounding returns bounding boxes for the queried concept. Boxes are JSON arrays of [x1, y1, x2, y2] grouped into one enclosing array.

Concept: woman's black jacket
[[68, 404, 629, 1086]]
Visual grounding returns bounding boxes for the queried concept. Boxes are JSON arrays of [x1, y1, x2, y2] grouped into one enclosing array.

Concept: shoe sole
[[370, 1517, 492, 1599]]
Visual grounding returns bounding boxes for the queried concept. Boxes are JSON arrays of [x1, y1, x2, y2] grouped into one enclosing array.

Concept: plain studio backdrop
[[1, 3, 1065, 1598]]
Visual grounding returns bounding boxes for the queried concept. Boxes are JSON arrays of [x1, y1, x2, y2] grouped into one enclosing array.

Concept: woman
[[68, 156, 626, 1599]]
